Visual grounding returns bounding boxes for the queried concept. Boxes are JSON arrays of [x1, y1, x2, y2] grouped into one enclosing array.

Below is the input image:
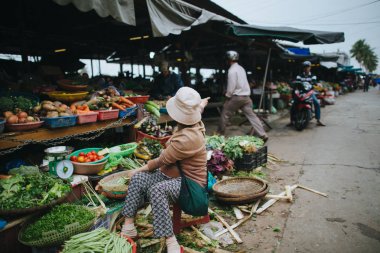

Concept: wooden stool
[[172, 203, 210, 234]]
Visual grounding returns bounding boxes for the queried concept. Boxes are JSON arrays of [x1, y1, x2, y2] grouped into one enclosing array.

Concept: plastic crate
[[42, 115, 77, 129], [125, 95, 150, 104], [119, 105, 137, 118], [136, 130, 171, 145], [97, 109, 119, 121], [234, 146, 268, 171], [77, 112, 98, 124]]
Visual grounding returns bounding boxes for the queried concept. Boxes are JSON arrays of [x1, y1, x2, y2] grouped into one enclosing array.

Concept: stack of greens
[[0, 173, 71, 210], [21, 204, 96, 242]]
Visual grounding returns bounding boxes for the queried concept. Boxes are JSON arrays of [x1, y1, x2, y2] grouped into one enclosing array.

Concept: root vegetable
[[42, 104, 56, 111], [26, 116, 35, 122], [7, 115, 19, 124], [18, 112, 28, 118], [4, 111, 13, 118], [33, 104, 41, 113], [18, 117, 27, 123]]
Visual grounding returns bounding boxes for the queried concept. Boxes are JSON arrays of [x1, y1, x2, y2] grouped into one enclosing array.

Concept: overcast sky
[[212, 0, 380, 73]]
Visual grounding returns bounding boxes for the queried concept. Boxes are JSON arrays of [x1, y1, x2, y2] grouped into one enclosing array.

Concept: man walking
[[218, 51, 268, 141]]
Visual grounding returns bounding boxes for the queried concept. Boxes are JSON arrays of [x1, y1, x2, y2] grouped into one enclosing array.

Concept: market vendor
[[121, 87, 208, 253], [150, 61, 184, 100]]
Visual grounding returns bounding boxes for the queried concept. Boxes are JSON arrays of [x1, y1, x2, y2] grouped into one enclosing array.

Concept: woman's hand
[[200, 97, 210, 113]]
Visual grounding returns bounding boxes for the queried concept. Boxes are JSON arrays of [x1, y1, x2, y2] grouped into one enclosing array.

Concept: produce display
[[207, 150, 234, 176], [62, 228, 133, 253], [70, 150, 105, 163], [0, 96, 36, 113], [8, 165, 40, 176], [34, 100, 73, 118], [0, 173, 71, 210], [144, 101, 161, 118], [119, 157, 144, 170], [223, 136, 264, 160], [20, 204, 95, 242], [134, 138, 162, 160], [3, 111, 40, 124], [206, 135, 264, 160], [139, 116, 172, 137]]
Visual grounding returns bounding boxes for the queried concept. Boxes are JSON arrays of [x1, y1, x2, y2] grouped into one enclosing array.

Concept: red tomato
[[77, 156, 85, 163], [98, 155, 104, 160], [79, 152, 85, 157], [85, 158, 91, 163], [70, 156, 77, 162], [90, 157, 96, 161]]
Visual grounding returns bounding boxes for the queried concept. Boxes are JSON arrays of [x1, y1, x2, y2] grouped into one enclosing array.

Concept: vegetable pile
[[34, 100, 74, 118], [206, 135, 225, 150], [70, 150, 105, 163], [139, 116, 172, 137], [62, 228, 133, 253], [207, 150, 234, 176], [223, 136, 264, 160], [0, 173, 71, 210], [21, 204, 95, 242], [0, 96, 35, 113], [134, 138, 162, 160]]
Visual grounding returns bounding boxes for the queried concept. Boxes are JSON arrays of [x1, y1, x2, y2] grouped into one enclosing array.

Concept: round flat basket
[[18, 215, 95, 248], [212, 177, 267, 198], [215, 185, 269, 205], [98, 170, 131, 192], [0, 190, 71, 216]]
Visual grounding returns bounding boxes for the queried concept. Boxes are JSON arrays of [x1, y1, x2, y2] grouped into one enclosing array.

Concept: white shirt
[[226, 62, 251, 98]]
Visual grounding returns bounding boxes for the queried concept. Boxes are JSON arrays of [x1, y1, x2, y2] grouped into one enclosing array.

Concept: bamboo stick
[[265, 194, 291, 200], [298, 184, 328, 197], [140, 239, 161, 248], [215, 200, 261, 238], [233, 207, 244, 220], [256, 184, 298, 214], [190, 225, 212, 244], [285, 185, 293, 202], [208, 208, 243, 243]]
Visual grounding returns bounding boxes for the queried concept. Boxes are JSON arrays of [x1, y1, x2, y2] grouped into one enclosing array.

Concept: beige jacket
[[147, 122, 207, 187]]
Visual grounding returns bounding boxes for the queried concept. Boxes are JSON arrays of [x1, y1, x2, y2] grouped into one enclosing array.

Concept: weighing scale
[[44, 146, 74, 179]]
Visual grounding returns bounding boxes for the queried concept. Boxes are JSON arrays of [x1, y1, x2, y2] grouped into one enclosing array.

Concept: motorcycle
[[291, 81, 314, 131]]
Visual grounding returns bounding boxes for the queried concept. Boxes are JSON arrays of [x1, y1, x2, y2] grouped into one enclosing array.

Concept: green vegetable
[[145, 104, 160, 118], [223, 136, 264, 160], [8, 165, 40, 176], [120, 157, 143, 170], [145, 101, 160, 110], [13, 96, 34, 112], [273, 227, 281, 232], [140, 138, 162, 158], [0, 173, 71, 210], [0, 97, 14, 112], [206, 135, 225, 150], [62, 228, 133, 253], [21, 204, 96, 242]]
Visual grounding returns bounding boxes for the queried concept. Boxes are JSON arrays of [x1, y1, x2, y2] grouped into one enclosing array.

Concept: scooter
[[291, 81, 314, 131]]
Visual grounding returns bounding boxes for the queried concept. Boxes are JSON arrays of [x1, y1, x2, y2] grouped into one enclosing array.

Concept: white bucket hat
[[166, 87, 202, 125]]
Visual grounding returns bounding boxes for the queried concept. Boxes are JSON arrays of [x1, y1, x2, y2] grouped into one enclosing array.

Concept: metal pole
[[258, 48, 272, 113], [119, 63, 123, 75], [90, 59, 94, 78]]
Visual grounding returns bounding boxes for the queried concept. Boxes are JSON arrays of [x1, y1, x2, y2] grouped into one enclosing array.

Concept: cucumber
[[145, 104, 160, 118], [145, 101, 160, 110]]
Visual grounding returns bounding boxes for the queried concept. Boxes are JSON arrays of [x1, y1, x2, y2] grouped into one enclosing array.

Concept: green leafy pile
[[206, 135, 225, 150], [21, 204, 96, 242], [0, 97, 14, 112], [223, 136, 264, 160], [0, 173, 71, 210], [141, 138, 162, 158], [8, 165, 40, 176], [0, 96, 36, 113]]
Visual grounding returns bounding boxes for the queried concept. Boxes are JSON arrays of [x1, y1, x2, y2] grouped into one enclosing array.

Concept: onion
[[4, 111, 13, 119], [7, 115, 19, 124], [18, 112, 28, 118], [18, 117, 27, 123], [26, 116, 35, 122]]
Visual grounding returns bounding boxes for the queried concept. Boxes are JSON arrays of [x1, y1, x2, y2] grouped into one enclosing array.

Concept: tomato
[[79, 152, 85, 157], [98, 155, 104, 160], [91, 151, 96, 155], [77, 156, 85, 163], [85, 158, 91, 163], [70, 156, 77, 162], [90, 157, 96, 161]]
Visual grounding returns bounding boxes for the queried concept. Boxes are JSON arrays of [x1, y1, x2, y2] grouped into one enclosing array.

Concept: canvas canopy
[[53, 0, 136, 26], [228, 24, 344, 45], [146, 0, 235, 37]]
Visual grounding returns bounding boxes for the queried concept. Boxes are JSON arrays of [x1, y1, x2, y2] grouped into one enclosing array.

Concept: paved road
[[271, 89, 380, 253]]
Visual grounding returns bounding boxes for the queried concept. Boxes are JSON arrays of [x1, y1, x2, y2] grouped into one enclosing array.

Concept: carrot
[[119, 97, 135, 106], [112, 102, 125, 110], [70, 104, 76, 112]]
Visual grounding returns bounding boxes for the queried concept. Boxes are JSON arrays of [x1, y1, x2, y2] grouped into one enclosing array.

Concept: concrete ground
[[203, 88, 380, 253]]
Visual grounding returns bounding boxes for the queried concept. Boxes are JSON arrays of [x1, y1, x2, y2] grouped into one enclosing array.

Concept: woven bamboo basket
[[215, 185, 269, 205], [212, 177, 267, 198], [97, 170, 131, 199]]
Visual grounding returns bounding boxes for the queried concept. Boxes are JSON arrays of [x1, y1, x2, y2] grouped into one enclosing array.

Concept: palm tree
[[350, 39, 378, 73]]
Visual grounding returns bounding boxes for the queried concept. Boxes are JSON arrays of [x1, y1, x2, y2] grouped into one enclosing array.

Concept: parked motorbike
[[291, 81, 314, 131]]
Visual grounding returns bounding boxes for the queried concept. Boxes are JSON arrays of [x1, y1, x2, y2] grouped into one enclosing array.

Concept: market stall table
[[0, 118, 134, 150]]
